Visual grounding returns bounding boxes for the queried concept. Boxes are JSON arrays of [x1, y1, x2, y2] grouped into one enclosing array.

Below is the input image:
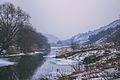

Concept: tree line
[[0, 2, 50, 54]]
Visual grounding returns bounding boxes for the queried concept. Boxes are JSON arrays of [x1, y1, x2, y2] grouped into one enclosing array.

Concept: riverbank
[[32, 47, 75, 80], [0, 48, 51, 80], [55, 45, 120, 80]]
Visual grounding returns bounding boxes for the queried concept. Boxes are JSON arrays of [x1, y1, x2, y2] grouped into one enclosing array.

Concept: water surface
[[0, 47, 73, 80]]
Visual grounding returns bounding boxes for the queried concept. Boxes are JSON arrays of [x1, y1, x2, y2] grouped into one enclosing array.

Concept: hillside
[[55, 19, 120, 80], [88, 25, 120, 44], [58, 45, 120, 80], [44, 34, 60, 44], [61, 19, 120, 45]]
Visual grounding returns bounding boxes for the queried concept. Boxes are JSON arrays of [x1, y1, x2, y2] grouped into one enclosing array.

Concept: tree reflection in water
[[0, 54, 44, 80]]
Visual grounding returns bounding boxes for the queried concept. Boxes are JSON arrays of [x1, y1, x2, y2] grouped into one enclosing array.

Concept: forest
[[0, 2, 50, 55]]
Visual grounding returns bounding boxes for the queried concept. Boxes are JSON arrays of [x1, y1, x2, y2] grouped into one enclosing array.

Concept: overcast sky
[[1, 0, 120, 40]]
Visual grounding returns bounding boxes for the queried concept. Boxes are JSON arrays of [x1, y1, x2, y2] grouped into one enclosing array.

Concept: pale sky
[[1, 0, 120, 40]]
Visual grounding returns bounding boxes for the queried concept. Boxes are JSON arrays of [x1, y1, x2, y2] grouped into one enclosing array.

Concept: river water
[[32, 47, 73, 80], [0, 47, 73, 80]]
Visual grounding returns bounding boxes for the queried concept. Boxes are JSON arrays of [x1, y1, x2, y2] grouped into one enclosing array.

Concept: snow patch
[[0, 59, 15, 67]]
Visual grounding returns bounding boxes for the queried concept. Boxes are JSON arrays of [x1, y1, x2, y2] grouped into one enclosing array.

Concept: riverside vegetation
[[0, 2, 50, 55]]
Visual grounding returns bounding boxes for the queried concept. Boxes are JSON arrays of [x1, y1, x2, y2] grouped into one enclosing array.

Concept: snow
[[32, 46, 74, 80], [5, 53, 26, 57], [62, 19, 120, 44], [4, 51, 44, 57], [47, 71, 61, 79], [104, 68, 118, 74], [34, 46, 120, 80], [74, 49, 120, 80], [0, 59, 15, 67], [49, 58, 78, 66], [34, 51, 44, 54], [43, 55, 56, 58], [32, 58, 73, 80]]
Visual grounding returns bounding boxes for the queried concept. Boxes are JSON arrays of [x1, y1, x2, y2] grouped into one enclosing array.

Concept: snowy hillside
[[62, 19, 120, 45], [56, 43, 120, 80]]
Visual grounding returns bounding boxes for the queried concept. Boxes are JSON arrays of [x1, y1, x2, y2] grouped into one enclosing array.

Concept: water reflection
[[0, 54, 44, 80], [32, 48, 73, 80], [0, 66, 18, 80]]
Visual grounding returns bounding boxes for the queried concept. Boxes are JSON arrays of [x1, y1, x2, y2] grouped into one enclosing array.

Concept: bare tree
[[0, 2, 30, 54]]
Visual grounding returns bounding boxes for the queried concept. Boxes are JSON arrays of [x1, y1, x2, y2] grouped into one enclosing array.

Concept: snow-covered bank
[[0, 59, 15, 67], [32, 45, 119, 80], [59, 48, 120, 80], [49, 58, 78, 66], [0, 51, 44, 67], [1, 51, 44, 57]]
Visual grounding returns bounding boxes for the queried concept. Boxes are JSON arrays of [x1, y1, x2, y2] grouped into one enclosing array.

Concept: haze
[[1, 0, 120, 40]]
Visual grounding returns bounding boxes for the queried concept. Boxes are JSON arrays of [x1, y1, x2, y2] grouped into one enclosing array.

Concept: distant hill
[[88, 25, 120, 44], [61, 19, 120, 45], [44, 34, 59, 44], [105, 25, 120, 45]]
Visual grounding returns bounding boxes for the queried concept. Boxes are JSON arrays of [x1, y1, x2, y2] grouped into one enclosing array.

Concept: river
[[0, 47, 73, 80]]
